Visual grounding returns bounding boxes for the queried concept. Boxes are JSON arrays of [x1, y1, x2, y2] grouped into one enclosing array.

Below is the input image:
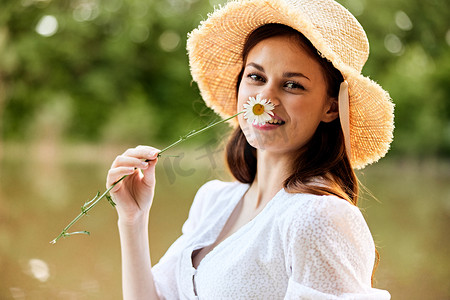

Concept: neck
[[246, 150, 291, 209]]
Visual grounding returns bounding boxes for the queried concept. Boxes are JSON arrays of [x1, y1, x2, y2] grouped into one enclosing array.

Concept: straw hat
[[187, 0, 394, 169]]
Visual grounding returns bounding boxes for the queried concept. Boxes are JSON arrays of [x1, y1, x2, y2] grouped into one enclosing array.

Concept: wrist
[[117, 211, 150, 230]]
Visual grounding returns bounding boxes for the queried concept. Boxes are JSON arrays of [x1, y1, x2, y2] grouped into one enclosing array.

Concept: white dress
[[152, 180, 391, 299]]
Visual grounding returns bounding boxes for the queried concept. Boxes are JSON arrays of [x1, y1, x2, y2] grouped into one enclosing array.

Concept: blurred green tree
[[0, 0, 220, 145], [0, 0, 449, 157]]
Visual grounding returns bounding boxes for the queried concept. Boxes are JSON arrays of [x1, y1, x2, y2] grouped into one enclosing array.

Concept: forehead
[[246, 35, 325, 79]]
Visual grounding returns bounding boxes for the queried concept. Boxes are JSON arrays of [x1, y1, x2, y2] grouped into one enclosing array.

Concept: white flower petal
[[242, 94, 275, 126]]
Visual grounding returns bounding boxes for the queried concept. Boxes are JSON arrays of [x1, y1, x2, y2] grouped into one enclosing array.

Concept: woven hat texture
[[187, 0, 394, 169]]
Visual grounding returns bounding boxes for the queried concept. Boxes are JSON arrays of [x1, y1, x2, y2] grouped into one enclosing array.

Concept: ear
[[321, 97, 339, 123]]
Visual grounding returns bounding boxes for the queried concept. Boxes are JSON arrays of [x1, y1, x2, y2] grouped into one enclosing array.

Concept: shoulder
[[189, 180, 248, 218], [195, 179, 244, 197], [277, 193, 378, 290], [278, 192, 366, 230], [277, 192, 375, 254], [194, 180, 247, 206]]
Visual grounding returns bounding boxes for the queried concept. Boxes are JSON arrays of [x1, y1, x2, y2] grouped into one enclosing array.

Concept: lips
[[252, 113, 285, 130]]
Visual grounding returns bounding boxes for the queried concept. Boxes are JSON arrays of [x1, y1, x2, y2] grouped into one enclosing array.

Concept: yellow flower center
[[252, 104, 265, 115]]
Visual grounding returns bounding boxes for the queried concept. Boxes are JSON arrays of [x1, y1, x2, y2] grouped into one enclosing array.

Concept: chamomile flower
[[243, 94, 275, 126]]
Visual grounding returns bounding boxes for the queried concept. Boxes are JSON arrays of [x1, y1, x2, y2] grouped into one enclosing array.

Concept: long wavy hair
[[225, 23, 379, 284]]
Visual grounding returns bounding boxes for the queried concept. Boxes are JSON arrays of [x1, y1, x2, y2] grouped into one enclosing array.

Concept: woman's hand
[[106, 145, 160, 225]]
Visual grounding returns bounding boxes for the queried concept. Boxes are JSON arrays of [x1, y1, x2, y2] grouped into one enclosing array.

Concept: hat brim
[[187, 0, 394, 169]]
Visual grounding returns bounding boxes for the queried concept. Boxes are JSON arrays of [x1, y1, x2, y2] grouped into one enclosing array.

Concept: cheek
[[237, 96, 245, 112], [237, 78, 259, 107], [238, 119, 256, 146], [237, 86, 249, 109], [290, 95, 326, 120], [287, 102, 325, 137]]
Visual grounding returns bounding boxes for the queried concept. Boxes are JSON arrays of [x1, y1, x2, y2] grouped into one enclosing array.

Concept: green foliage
[[101, 86, 160, 144], [0, 0, 449, 156], [0, 0, 221, 144]]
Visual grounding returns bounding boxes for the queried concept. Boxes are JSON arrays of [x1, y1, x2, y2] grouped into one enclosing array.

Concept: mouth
[[251, 115, 285, 130], [267, 118, 285, 125], [266, 113, 285, 125]]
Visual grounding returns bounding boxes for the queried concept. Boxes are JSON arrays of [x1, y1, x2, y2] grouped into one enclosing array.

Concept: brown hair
[[225, 23, 379, 284]]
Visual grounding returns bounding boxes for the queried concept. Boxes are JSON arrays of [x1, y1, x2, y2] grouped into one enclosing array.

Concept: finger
[[111, 155, 150, 169], [141, 156, 158, 185], [106, 167, 137, 189], [123, 146, 160, 161]]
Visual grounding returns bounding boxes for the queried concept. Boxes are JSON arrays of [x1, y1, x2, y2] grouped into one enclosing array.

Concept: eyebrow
[[283, 72, 310, 81], [246, 62, 311, 81], [246, 62, 264, 72]]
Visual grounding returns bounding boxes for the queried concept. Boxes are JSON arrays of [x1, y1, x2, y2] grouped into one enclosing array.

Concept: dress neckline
[[192, 182, 286, 270]]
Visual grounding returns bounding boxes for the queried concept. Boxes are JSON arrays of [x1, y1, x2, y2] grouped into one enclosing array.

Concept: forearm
[[118, 214, 160, 300]]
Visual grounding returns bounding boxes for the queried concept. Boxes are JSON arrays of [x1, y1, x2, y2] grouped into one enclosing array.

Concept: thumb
[[142, 157, 158, 184]]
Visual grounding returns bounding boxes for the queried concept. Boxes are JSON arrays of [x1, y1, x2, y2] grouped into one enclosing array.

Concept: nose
[[259, 84, 280, 106]]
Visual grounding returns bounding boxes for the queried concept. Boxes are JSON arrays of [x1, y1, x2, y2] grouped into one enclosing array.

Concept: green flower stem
[[156, 112, 241, 155], [50, 111, 242, 244]]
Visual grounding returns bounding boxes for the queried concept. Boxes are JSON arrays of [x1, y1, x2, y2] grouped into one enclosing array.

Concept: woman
[[106, 0, 394, 299]]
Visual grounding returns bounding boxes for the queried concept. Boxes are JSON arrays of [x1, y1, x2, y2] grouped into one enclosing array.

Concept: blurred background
[[0, 0, 449, 299]]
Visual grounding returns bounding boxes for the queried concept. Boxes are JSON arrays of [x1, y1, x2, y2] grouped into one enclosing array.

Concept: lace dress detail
[[152, 180, 390, 299]]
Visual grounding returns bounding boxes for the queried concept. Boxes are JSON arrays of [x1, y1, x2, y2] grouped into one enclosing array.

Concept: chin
[[246, 138, 285, 154], [242, 128, 285, 150]]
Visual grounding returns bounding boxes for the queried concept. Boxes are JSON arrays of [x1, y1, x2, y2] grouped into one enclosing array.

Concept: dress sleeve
[[283, 196, 391, 300], [151, 180, 216, 299]]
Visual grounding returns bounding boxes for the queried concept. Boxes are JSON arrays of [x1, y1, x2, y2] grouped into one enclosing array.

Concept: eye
[[247, 73, 266, 83], [284, 81, 305, 90]]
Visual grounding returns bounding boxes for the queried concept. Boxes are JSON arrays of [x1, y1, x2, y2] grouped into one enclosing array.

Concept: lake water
[[0, 143, 449, 299]]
